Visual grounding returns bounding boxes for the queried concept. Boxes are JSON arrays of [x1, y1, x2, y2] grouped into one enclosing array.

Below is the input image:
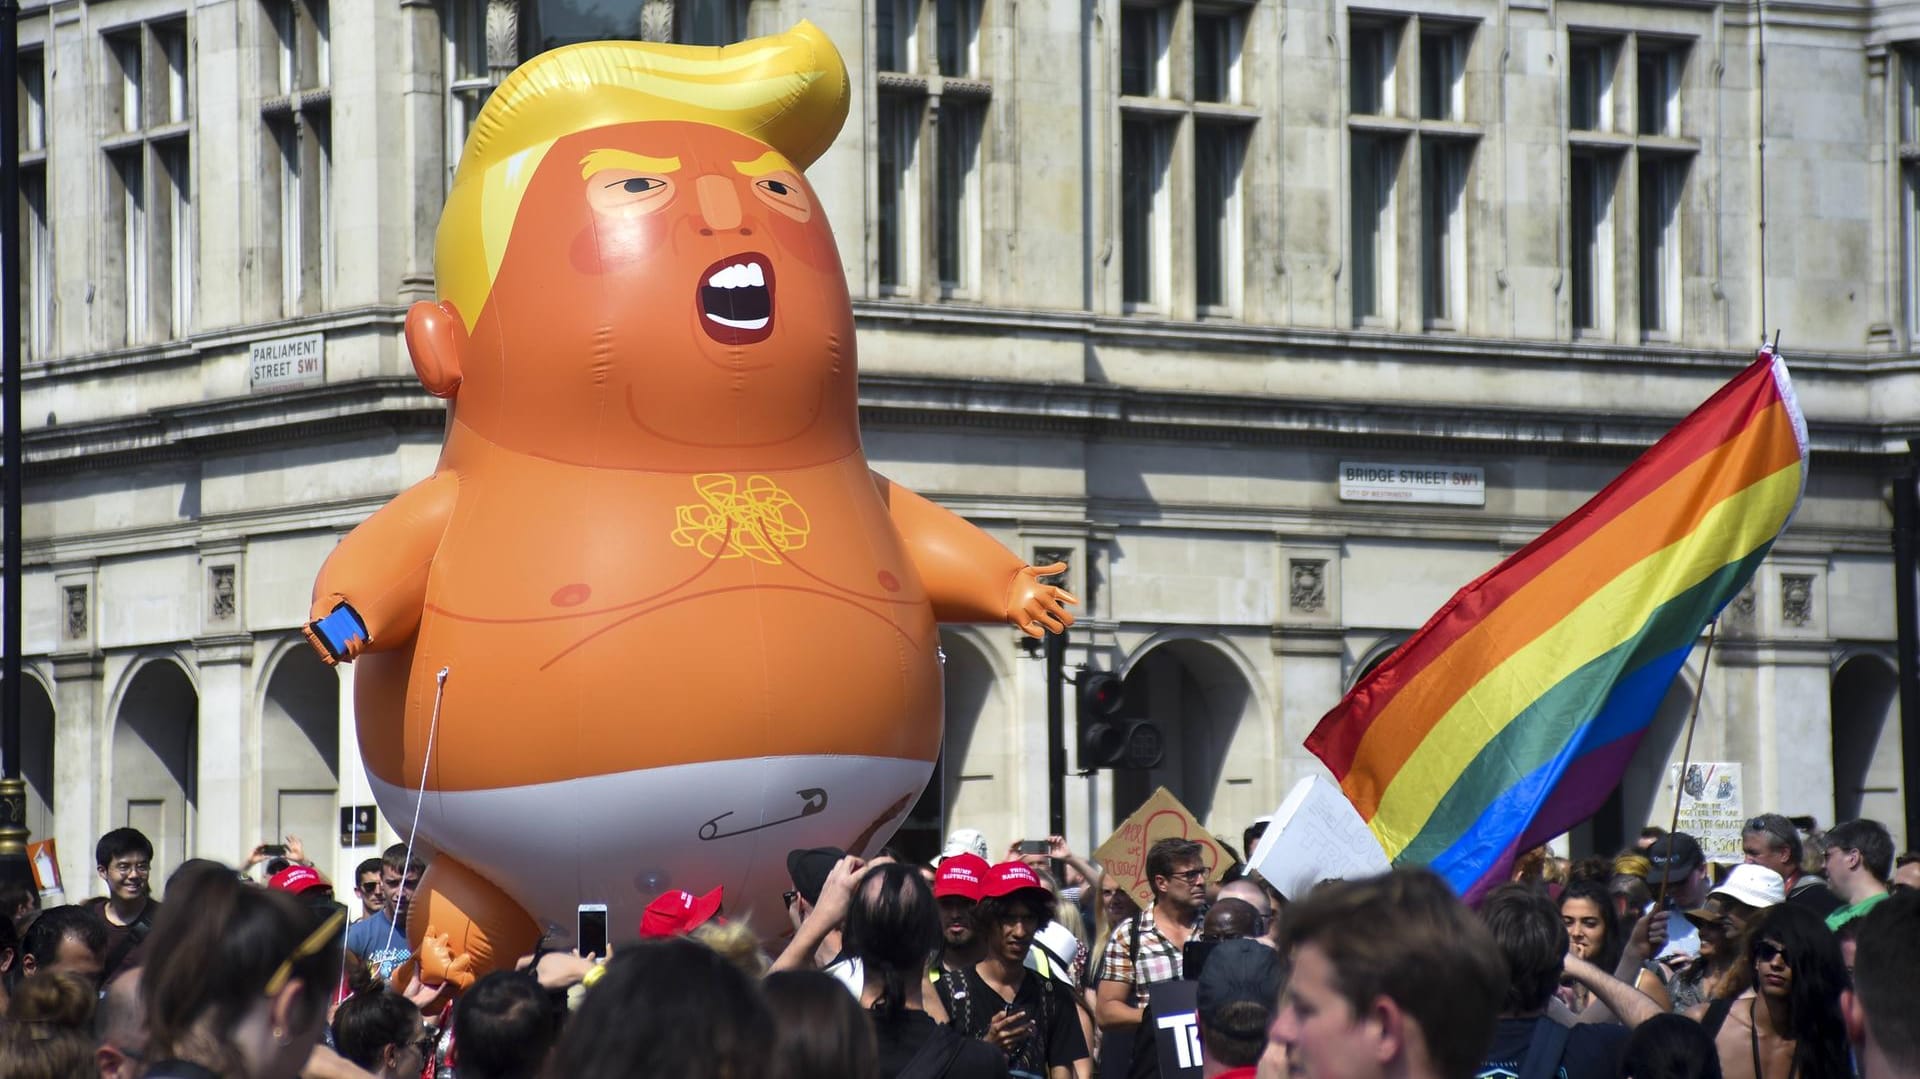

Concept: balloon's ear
[[406, 300, 466, 399]]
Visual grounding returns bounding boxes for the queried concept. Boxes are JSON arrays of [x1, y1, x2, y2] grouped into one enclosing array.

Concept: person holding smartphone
[[946, 862, 1090, 1079]]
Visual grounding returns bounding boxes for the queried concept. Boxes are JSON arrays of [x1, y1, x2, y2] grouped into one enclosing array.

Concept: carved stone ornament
[[640, 0, 675, 42], [211, 565, 237, 620], [1034, 546, 1073, 589], [485, 0, 520, 76], [1289, 559, 1327, 614], [1781, 574, 1814, 628], [63, 585, 87, 639]]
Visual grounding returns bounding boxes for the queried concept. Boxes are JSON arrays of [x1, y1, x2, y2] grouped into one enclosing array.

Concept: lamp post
[[1, 0, 34, 895]]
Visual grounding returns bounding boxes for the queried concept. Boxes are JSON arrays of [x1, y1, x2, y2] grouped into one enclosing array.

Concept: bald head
[[1218, 880, 1272, 919], [1204, 898, 1263, 942]]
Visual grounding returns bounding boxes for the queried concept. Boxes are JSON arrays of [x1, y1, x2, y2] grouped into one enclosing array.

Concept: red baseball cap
[[981, 861, 1046, 899], [934, 853, 990, 901], [638, 886, 724, 939], [268, 865, 331, 895]]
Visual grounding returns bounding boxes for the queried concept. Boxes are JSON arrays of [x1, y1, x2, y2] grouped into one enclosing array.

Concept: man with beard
[[946, 862, 1091, 1079], [932, 852, 991, 1011]]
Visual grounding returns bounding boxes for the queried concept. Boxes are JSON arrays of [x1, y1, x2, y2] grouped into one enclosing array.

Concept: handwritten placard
[[1094, 787, 1231, 909], [1245, 776, 1392, 900], [1670, 762, 1744, 864]]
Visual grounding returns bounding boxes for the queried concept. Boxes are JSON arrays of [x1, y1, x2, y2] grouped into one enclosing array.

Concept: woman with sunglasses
[[138, 868, 347, 1079], [1688, 905, 1848, 1079], [331, 989, 433, 1079]]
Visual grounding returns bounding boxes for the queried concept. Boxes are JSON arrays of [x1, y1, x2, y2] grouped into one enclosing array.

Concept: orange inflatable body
[[306, 23, 1073, 981]]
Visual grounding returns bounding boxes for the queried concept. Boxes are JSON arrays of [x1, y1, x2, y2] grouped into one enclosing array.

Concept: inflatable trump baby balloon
[[304, 22, 1075, 985]]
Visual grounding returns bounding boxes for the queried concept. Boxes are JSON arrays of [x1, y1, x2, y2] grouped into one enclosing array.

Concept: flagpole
[[1657, 620, 1719, 907]]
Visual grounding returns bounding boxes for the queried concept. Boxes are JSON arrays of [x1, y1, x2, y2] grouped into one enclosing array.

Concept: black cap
[[1196, 939, 1283, 1033], [786, 847, 845, 906], [1646, 832, 1704, 886]]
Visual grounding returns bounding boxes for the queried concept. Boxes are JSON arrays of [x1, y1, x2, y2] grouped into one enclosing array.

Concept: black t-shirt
[[1476, 1017, 1629, 1079], [84, 896, 159, 979], [871, 1009, 1011, 1079], [943, 965, 1089, 1079], [1785, 879, 1844, 918]]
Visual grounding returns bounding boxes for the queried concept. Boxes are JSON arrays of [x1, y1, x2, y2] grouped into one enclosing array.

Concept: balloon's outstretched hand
[[1008, 562, 1078, 638]]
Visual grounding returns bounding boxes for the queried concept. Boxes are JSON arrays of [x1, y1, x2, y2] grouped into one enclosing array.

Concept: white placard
[[1246, 776, 1392, 900], [1669, 762, 1744, 864], [249, 332, 326, 391], [1339, 461, 1486, 506]]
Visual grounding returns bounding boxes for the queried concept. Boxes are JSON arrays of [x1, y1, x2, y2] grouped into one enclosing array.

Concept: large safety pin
[[698, 787, 829, 841]]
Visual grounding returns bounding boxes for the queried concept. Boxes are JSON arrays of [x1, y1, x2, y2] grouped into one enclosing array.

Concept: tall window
[[1118, 0, 1250, 315], [1347, 14, 1478, 328], [444, 0, 496, 188], [20, 48, 52, 358], [1901, 49, 1920, 341], [101, 20, 192, 345], [1638, 158, 1683, 335], [1569, 153, 1615, 333], [1567, 32, 1693, 340], [874, 0, 989, 297], [264, 0, 331, 316], [677, 0, 746, 45]]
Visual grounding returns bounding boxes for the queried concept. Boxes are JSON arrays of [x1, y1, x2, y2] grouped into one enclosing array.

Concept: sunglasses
[[264, 909, 347, 997], [1167, 868, 1208, 883], [358, 881, 381, 894], [783, 890, 801, 909], [1753, 941, 1787, 965]]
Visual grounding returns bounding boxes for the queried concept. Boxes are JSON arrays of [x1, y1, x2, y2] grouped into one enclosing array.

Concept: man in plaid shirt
[[1095, 837, 1209, 1031]]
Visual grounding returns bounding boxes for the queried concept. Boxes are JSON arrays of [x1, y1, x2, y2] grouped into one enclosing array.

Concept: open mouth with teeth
[[697, 252, 776, 345]]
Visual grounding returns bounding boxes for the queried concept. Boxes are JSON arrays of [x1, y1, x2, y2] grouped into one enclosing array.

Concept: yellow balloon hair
[[435, 21, 850, 331]]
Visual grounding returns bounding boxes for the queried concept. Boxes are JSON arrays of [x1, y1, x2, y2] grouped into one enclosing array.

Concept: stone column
[[193, 637, 254, 865], [1275, 541, 1345, 790], [1717, 559, 1837, 826], [49, 652, 102, 901]]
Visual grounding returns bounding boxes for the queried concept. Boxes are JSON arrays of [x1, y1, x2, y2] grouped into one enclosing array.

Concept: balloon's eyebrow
[[579, 149, 682, 178], [732, 151, 793, 177]]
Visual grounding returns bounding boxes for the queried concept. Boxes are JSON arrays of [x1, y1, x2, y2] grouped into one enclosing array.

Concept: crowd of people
[[0, 810, 1913, 1079]]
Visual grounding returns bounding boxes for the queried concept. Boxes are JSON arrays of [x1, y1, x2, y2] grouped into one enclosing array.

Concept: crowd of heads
[[0, 809, 1912, 1079]]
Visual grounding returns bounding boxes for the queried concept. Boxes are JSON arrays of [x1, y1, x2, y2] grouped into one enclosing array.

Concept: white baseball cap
[[934, 827, 989, 865], [1707, 863, 1787, 909]]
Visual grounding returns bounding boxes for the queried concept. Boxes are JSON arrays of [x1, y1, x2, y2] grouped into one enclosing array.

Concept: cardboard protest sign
[[1246, 775, 1391, 900], [1094, 787, 1231, 909]]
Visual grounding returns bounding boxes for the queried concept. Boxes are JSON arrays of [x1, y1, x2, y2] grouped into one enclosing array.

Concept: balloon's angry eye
[[620, 178, 664, 194]]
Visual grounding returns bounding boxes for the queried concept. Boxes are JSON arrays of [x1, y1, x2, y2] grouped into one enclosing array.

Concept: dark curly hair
[[1557, 878, 1622, 975], [1745, 905, 1850, 1079]]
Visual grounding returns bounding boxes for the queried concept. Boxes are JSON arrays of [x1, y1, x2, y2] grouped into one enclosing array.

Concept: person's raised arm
[[1564, 952, 1663, 1029], [769, 855, 866, 973]]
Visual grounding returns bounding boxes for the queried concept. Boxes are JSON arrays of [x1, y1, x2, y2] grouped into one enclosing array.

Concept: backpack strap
[[1701, 997, 1735, 1038], [1517, 1016, 1574, 1079]]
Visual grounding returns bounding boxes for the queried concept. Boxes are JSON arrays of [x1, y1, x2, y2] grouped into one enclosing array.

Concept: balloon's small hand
[[417, 927, 477, 992], [305, 602, 369, 665], [1007, 562, 1078, 639]]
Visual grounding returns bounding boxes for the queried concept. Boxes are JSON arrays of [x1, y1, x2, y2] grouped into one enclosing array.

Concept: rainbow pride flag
[[1305, 348, 1807, 900]]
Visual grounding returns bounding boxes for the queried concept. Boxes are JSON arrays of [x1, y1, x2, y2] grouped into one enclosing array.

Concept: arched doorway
[[898, 632, 1008, 862], [113, 660, 199, 887], [262, 647, 341, 859], [21, 675, 55, 844], [1831, 654, 1902, 833], [1113, 639, 1262, 834]]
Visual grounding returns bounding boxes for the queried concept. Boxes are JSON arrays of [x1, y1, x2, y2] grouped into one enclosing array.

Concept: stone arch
[[1347, 633, 1411, 691], [111, 657, 200, 887], [1830, 651, 1901, 831], [1112, 634, 1265, 833], [897, 629, 1014, 861], [260, 641, 341, 858], [19, 670, 55, 844]]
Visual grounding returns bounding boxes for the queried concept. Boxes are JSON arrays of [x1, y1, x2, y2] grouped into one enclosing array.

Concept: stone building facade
[[8, 0, 1913, 894]]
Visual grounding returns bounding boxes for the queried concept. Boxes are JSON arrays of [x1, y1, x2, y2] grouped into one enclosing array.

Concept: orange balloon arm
[[306, 470, 460, 663], [871, 471, 1078, 636]]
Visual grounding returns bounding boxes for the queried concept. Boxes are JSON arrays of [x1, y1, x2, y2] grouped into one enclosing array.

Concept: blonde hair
[[436, 21, 851, 330]]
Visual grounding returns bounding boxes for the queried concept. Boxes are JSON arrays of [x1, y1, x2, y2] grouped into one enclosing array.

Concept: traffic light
[[1078, 671, 1127, 768], [1076, 672, 1166, 770]]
